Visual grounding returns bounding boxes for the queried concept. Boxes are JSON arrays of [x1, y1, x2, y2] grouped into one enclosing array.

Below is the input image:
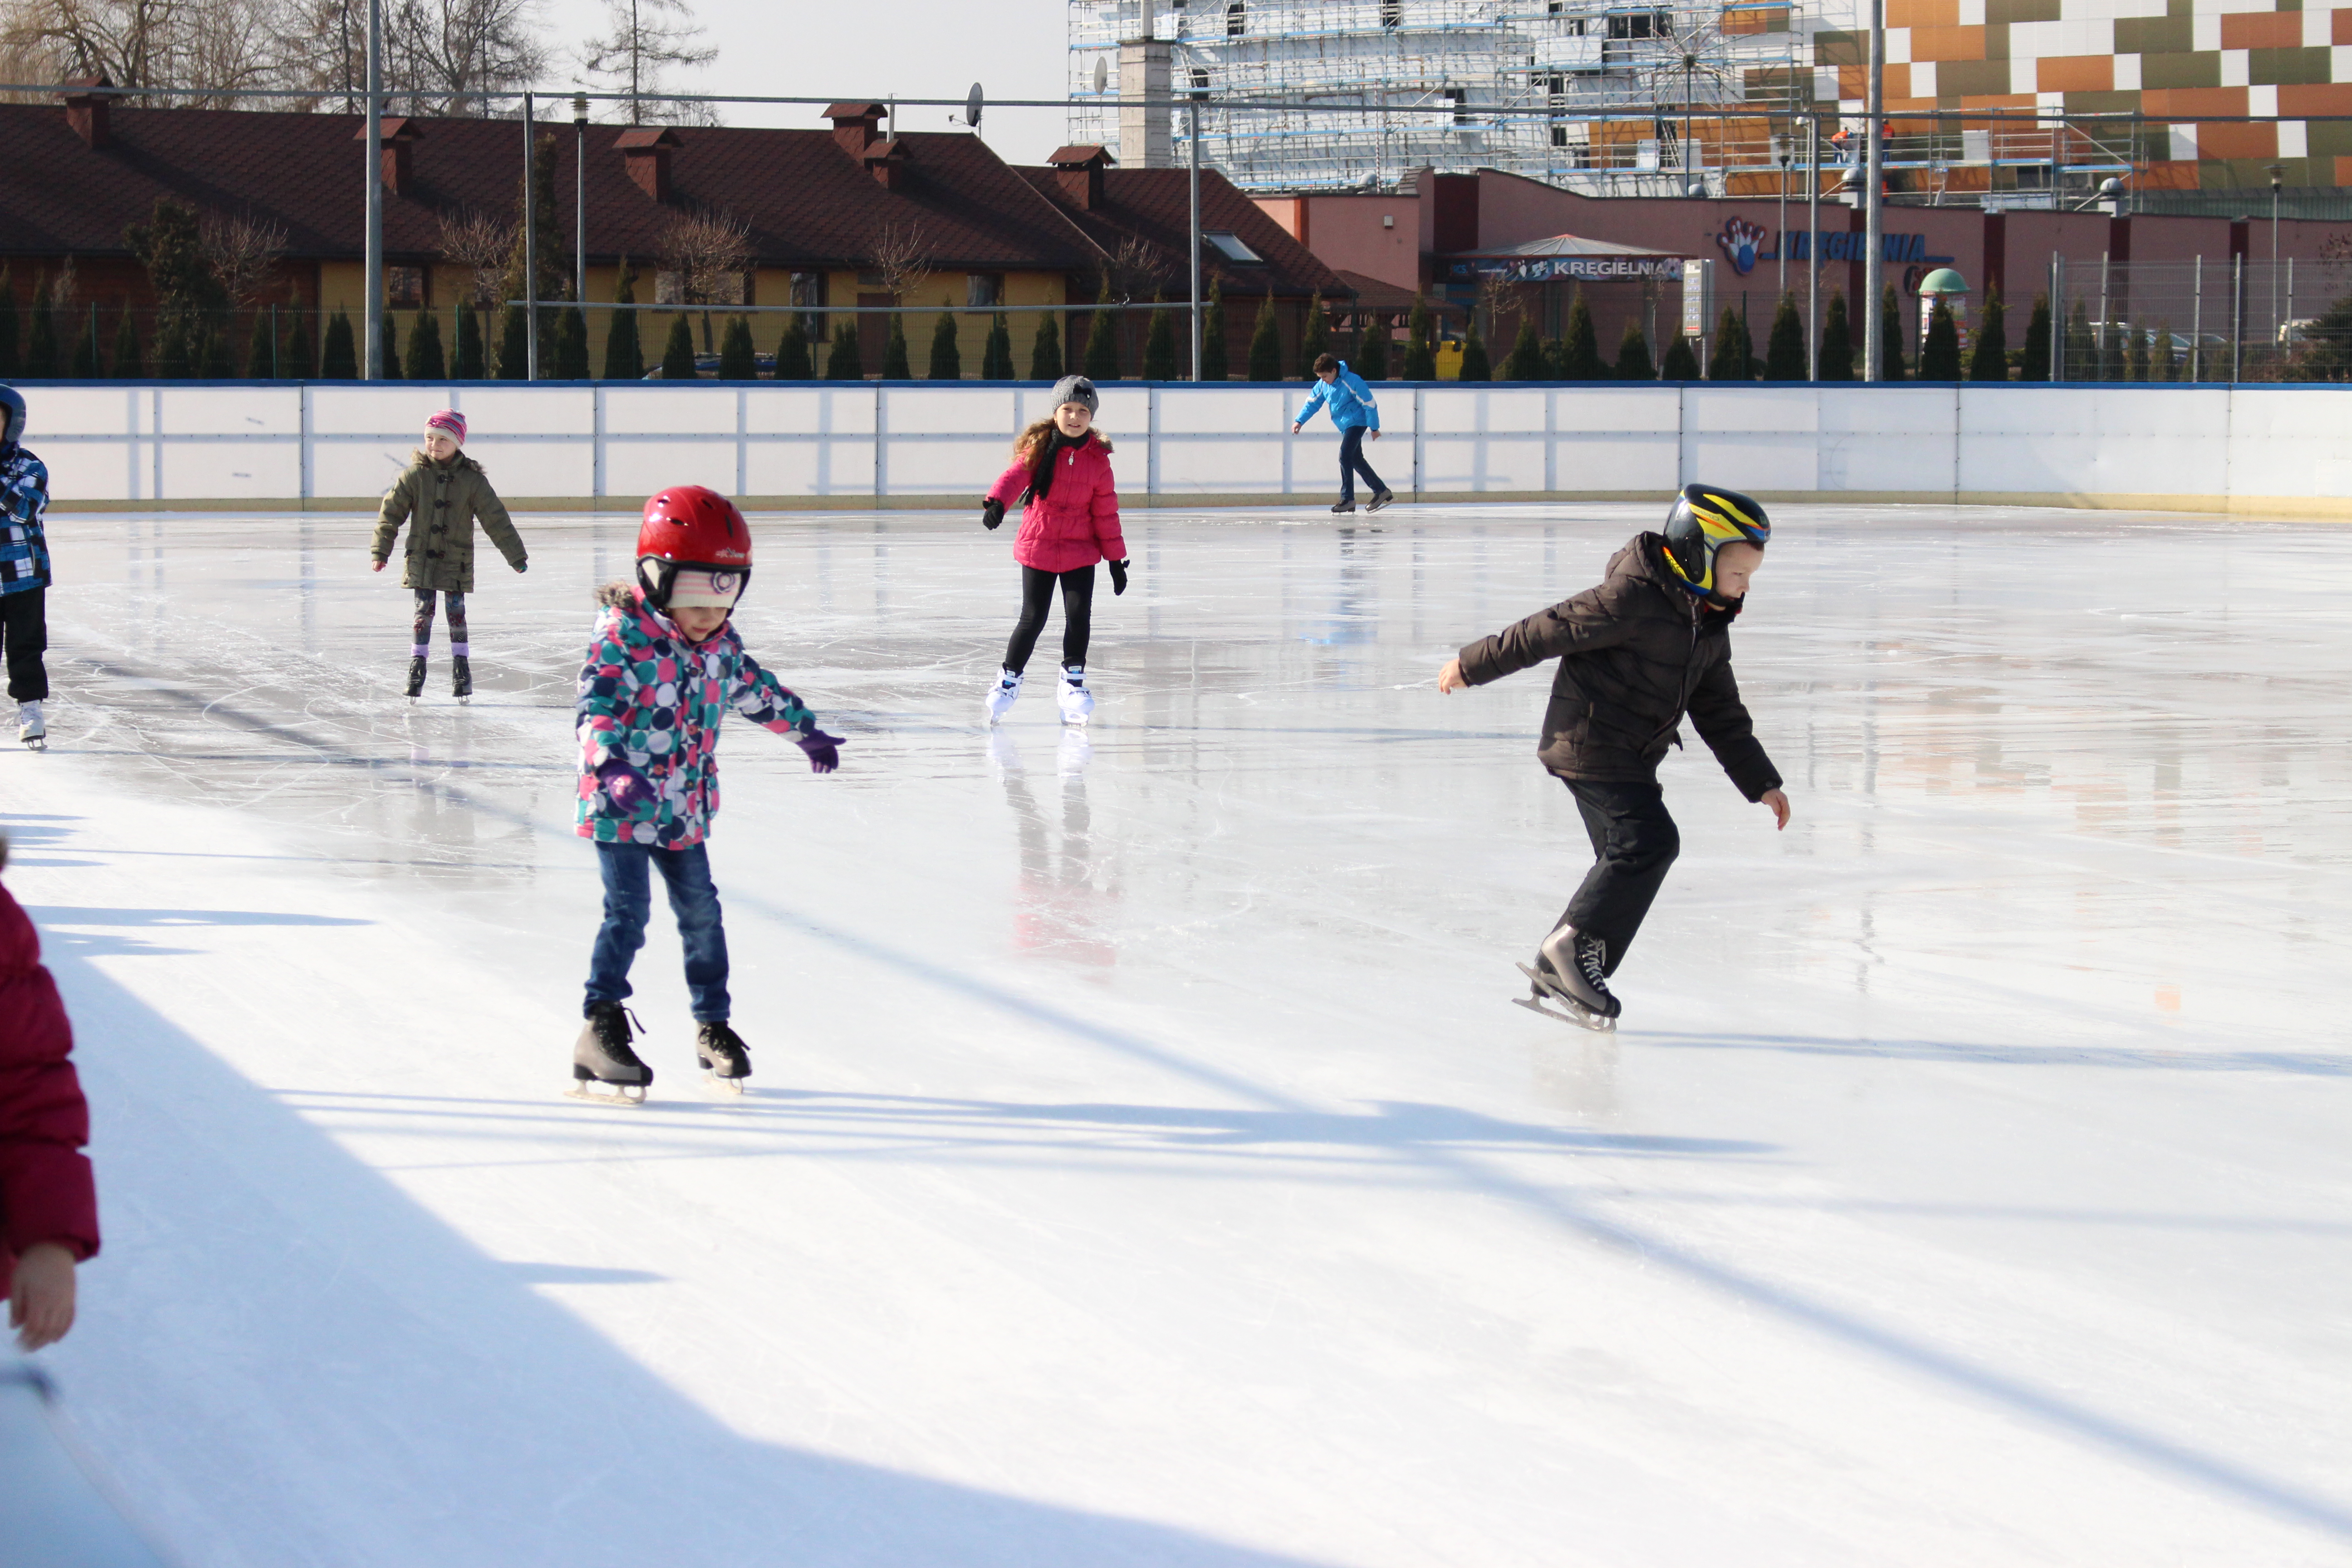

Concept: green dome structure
[[1918, 267, 1969, 295]]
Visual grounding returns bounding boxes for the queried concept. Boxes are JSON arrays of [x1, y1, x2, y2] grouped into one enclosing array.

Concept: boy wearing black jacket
[[1439, 484, 1790, 1029]]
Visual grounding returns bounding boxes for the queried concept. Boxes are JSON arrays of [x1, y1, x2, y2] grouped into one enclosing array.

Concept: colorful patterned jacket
[[574, 583, 823, 848], [0, 445, 51, 598]]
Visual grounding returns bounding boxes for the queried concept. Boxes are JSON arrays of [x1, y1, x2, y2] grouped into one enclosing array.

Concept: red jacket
[[0, 882, 98, 1302], [986, 432, 1128, 574]]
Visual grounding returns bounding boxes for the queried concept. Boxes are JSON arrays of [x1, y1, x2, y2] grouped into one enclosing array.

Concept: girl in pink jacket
[[980, 375, 1130, 725]]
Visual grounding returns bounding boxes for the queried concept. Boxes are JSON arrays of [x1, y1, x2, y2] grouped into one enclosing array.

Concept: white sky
[[533, 0, 1077, 167]]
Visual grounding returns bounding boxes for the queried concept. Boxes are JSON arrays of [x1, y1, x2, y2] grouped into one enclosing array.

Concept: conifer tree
[[1456, 316, 1491, 381], [556, 306, 590, 378], [1199, 282, 1228, 380], [1400, 295, 1436, 380], [2122, 318, 2149, 382], [1706, 304, 1751, 381], [1298, 293, 1330, 368], [1659, 333, 1700, 380], [1560, 290, 1605, 379], [495, 305, 529, 378], [0, 266, 18, 377], [2063, 299, 2097, 381], [69, 306, 100, 377], [405, 308, 447, 380], [23, 275, 56, 377], [718, 314, 757, 379], [111, 302, 142, 377], [882, 312, 912, 379], [453, 299, 486, 378], [1247, 291, 1283, 380], [2101, 315, 2128, 382], [1614, 318, 1655, 381], [2155, 321, 2180, 381], [320, 309, 358, 378], [380, 314, 403, 379], [1353, 314, 1388, 379], [926, 304, 962, 380], [1500, 314, 1545, 380], [1029, 313, 1063, 380], [127, 198, 226, 377], [1920, 300, 1962, 381], [1817, 290, 1854, 381], [825, 320, 863, 379], [245, 309, 276, 378], [982, 312, 1014, 379], [1879, 284, 1907, 380], [774, 317, 813, 380], [660, 313, 698, 379], [1763, 291, 1807, 380], [283, 311, 312, 379], [1141, 299, 1176, 380], [2019, 293, 2052, 381], [1967, 291, 2009, 381], [601, 262, 642, 380], [1083, 304, 1121, 379]]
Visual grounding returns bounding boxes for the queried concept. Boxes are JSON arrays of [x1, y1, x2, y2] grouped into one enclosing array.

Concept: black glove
[[982, 498, 1005, 531], [1108, 559, 1129, 596]]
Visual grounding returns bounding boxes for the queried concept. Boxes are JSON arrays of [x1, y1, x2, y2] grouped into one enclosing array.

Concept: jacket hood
[[411, 450, 483, 474], [0, 882, 40, 980], [596, 580, 640, 610]]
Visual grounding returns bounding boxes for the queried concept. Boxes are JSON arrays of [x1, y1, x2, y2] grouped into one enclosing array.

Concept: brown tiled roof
[[1331, 269, 1420, 312], [0, 103, 1103, 272], [1015, 166, 1350, 302]]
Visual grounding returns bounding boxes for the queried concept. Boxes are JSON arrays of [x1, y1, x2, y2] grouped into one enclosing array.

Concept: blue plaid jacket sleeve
[[0, 451, 51, 595]]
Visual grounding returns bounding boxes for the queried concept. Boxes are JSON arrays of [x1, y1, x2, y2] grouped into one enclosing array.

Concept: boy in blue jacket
[[1291, 353, 1394, 514], [0, 387, 51, 750]]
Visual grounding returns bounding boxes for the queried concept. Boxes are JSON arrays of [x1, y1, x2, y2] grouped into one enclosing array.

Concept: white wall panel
[[745, 387, 875, 437], [600, 387, 735, 436], [1688, 387, 1819, 434], [1553, 434, 1679, 491], [1554, 387, 1681, 436], [466, 440, 594, 499], [881, 387, 1016, 436], [29, 387, 140, 437], [1688, 434, 1819, 492], [603, 439, 735, 499], [311, 441, 416, 499], [310, 387, 445, 435], [1156, 435, 1287, 493], [882, 436, 1005, 494], [160, 441, 302, 499], [39, 442, 136, 500]]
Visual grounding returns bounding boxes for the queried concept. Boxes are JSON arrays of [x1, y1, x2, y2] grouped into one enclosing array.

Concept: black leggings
[[0, 588, 47, 703], [1002, 564, 1095, 675]]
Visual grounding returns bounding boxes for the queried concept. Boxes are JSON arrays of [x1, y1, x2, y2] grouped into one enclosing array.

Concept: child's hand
[[596, 757, 655, 812], [981, 498, 1005, 531], [1437, 657, 1466, 694], [371, 559, 386, 572], [795, 729, 844, 774], [1107, 559, 1128, 596], [1760, 789, 1791, 830], [10, 1241, 76, 1352], [1289, 423, 1302, 435], [515, 561, 529, 573]]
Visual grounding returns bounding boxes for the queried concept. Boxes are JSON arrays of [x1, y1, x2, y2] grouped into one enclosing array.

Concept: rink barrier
[[19, 380, 2352, 518]]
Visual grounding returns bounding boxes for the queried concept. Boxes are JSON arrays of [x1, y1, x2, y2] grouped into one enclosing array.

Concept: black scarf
[[1020, 429, 1091, 505]]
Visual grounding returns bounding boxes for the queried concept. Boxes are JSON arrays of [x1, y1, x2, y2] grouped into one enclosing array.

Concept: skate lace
[[593, 1004, 643, 1053], [1576, 938, 1612, 993]]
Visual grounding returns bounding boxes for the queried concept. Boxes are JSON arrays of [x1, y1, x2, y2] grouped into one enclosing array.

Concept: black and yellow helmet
[[1661, 483, 1769, 596]]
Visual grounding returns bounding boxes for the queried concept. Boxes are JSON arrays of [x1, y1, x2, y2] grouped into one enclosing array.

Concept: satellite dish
[[966, 83, 984, 129], [1093, 57, 1109, 93]]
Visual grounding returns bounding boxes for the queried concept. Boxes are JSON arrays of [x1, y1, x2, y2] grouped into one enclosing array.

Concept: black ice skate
[[1514, 925, 1620, 1033], [568, 1001, 652, 1105], [404, 656, 427, 701], [1330, 499, 1357, 514], [1366, 490, 1395, 514], [451, 655, 473, 703], [694, 1021, 752, 1095]]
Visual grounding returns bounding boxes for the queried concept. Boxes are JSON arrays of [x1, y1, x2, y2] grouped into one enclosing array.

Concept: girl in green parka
[[370, 409, 529, 701]]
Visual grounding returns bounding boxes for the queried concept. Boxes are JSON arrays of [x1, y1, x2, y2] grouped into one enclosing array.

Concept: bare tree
[[579, 0, 714, 127], [436, 206, 516, 307], [385, 0, 544, 116], [870, 221, 932, 308], [1100, 233, 1170, 305], [657, 207, 751, 349], [0, 0, 196, 91], [199, 210, 289, 309]]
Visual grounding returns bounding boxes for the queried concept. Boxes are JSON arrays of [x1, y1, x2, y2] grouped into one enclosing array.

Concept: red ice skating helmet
[[636, 485, 751, 609]]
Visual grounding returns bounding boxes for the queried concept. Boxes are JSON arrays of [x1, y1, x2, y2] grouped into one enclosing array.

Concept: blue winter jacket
[[0, 446, 50, 597], [1294, 364, 1382, 433]]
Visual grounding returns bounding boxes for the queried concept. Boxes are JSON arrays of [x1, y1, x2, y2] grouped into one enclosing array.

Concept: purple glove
[[596, 756, 655, 811], [795, 728, 844, 774]]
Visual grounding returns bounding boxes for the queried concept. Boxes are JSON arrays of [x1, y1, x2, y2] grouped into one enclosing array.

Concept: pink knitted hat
[[424, 409, 467, 444]]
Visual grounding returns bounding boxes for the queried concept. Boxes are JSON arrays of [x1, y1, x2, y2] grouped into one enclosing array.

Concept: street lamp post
[[1190, 99, 1203, 381], [1861, 0, 1885, 382], [523, 91, 538, 382], [573, 94, 589, 314], [363, 0, 382, 379], [1806, 114, 1820, 380], [2269, 162, 2283, 353], [1775, 134, 1790, 293]]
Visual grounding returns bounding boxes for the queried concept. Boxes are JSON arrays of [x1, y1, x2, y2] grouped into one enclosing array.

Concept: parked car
[[642, 353, 778, 380]]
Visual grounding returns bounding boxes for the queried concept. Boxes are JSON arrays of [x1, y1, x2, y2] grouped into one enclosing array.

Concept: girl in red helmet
[[568, 486, 844, 1103]]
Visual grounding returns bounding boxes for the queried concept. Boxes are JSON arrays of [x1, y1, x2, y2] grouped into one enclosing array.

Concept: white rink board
[[10, 380, 2347, 507]]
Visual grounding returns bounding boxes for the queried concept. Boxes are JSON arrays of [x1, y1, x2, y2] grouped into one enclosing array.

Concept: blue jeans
[[585, 842, 730, 1022], [1338, 425, 1389, 503]]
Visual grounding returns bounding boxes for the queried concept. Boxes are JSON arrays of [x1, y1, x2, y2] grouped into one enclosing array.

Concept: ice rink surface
[[3, 502, 2348, 1566]]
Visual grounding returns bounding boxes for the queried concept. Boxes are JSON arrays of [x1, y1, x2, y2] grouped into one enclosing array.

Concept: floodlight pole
[[1861, 0, 1885, 382], [523, 91, 538, 380], [1806, 114, 1820, 380], [1189, 100, 1203, 381], [363, 0, 382, 379], [574, 94, 590, 321]]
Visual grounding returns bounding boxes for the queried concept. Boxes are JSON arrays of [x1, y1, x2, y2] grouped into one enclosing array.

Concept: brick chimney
[[354, 117, 424, 194], [863, 137, 911, 191], [1047, 145, 1114, 211], [615, 126, 681, 201], [826, 102, 887, 157], [60, 76, 111, 150]]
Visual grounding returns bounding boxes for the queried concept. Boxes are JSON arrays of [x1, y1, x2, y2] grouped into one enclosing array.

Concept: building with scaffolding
[[1069, 0, 2352, 211]]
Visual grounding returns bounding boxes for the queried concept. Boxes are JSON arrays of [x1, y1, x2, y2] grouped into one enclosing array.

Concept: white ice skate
[[1057, 665, 1094, 725], [984, 667, 1023, 725], [16, 700, 44, 752]]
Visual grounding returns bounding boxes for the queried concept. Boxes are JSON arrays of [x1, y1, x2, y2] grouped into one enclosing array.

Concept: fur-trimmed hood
[[596, 580, 640, 610]]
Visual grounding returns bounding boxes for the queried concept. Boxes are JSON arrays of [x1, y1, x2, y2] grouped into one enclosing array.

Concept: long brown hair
[[1012, 418, 1113, 478]]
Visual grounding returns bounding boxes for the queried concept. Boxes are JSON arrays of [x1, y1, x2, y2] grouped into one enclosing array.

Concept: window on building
[[1446, 87, 1470, 124], [1381, 0, 1401, 29], [1226, 0, 1245, 34], [1190, 67, 1211, 100], [385, 266, 425, 309], [1204, 230, 1262, 263], [966, 273, 1004, 308]]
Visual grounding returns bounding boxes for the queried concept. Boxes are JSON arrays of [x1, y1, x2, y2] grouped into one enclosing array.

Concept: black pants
[[0, 588, 46, 703], [412, 589, 469, 656], [1003, 564, 1095, 675], [1558, 778, 1680, 975], [1338, 426, 1389, 503]]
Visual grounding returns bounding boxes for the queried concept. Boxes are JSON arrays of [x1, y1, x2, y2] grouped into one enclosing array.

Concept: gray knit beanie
[[1048, 374, 1099, 416]]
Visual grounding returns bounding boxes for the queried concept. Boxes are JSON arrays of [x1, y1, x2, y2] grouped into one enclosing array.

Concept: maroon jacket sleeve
[[0, 884, 99, 1302]]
